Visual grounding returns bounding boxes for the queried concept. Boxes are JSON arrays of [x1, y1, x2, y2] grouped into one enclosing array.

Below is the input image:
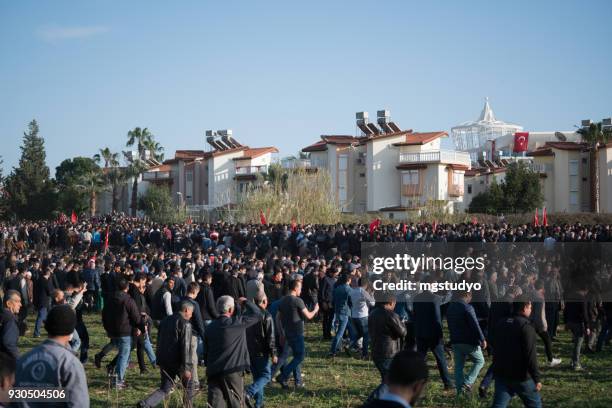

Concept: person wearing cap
[[361, 350, 429, 408], [14, 305, 89, 407]]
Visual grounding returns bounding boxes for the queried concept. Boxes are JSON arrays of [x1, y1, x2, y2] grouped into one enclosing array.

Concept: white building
[[301, 110, 471, 218], [142, 130, 278, 209]]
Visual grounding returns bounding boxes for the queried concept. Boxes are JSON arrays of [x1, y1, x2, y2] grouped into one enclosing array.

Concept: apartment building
[[528, 142, 594, 213], [143, 130, 278, 208], [301, 111, 471, 218]]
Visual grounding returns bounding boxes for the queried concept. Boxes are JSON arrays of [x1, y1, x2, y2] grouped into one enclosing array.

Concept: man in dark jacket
[[204, 295, 261, 408], [446, 290, 486, 394], [367, 298, 407, 402], [196, 271, 218, 323], [491, 296, 542, 408], [564, 287, 589, 370], [245, 292, 277, 408], [413, 287, 453, 389], [361, 350, 429, 408], [319, 267, 338, 340], [100, 277, 144, 388], [33, 267, 54, 337], [0, 290, 21, 360], [183, 282, 206, 389], [329, 273, 353, 357], [138, 300, 195, 408]]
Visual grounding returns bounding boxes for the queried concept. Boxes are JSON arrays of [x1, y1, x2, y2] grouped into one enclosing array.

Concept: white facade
[[302, 118, 471, 218]]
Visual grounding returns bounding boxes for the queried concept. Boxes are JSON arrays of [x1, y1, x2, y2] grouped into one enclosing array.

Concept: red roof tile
[[233, 147, 279, 160], [392, 131, 448, 146]]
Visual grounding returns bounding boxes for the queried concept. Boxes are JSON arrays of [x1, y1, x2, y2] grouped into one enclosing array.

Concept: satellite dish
[[555, 132, 567, 141]]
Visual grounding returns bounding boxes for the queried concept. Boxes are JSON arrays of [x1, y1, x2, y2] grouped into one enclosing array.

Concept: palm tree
[[125, 127, 162, 216], [94, 147, 124, 212], [77, 168, 107, 216], [578, 121, 612, 213], [93, 147, 119, 168]]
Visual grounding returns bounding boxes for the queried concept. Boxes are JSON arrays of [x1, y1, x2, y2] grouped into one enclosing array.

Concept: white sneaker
[[549, 358, 562, 367]]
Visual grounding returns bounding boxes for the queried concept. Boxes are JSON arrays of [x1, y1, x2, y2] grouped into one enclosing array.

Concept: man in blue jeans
[[101, 277, 144, 388], [329, 273, 353, 357], [446, 290, 486, 394], [33, 267, 54, 337], [491, 296, 542, 408], [246, 293, 277, 408], [276, 279, 319, 389]]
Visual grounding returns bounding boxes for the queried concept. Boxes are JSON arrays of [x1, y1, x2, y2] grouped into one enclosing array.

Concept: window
[[467, 184, 472, 194], [338, 154, 348, 205], [452, 171, 461, 185], [569, 160, 579, 207], [402, 170, 419, 185]]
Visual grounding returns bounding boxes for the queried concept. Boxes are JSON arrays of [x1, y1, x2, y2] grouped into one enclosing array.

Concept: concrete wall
[[209, 150, 245, 207], [599, 147, 612, 213], [367, 135, 405, 211]]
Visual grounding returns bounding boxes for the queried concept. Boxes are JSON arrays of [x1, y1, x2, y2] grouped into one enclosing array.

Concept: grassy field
[[17, 313, 612, 408]]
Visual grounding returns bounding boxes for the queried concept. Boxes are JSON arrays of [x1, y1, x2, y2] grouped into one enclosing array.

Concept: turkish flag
[[514, 132, 529, 152], [71, 210, 77, 224], [259, 209, 267, 225], [533, 208, 540, 227], [369, 218, 381, 237], [290, 219, 297, 232], [542, 207, 548, 227]]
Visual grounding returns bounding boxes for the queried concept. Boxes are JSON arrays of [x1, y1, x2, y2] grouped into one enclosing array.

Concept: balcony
[[401, 184, 423, 197], [142, 171, 172, 182], [449, 184, 464, 197], [235, 165, 269, 175], [399, 150, 471, 166]]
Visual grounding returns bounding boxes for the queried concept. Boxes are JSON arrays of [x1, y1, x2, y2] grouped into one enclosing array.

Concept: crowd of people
[[0, 214, 611, 408]]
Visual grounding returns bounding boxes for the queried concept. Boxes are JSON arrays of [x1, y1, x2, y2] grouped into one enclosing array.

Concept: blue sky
[[1, 0, 611, 175]]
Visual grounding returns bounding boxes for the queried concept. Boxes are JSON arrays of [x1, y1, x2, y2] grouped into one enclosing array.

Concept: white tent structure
[[451, 98, 523, 161]]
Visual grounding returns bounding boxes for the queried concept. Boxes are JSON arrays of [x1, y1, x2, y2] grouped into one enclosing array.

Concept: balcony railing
[[399, 150, 471, 166], [235, 165, 268, 175], [142, 171, 171, 181], [449, 184, 464, 197], [281, 158, 328, 169]]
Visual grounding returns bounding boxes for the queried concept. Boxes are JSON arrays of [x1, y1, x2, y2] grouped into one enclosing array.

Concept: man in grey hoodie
[[14, 304, 89, 407]]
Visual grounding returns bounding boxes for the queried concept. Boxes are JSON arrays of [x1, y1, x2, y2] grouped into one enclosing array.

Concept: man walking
[[33, 267, 53, 338], [367, 298, 407, 401], [276, 279, 319, 390], [491, 296, 542, 408], [138, 300, 195, 408], [329, 273, 353, 358], [204, 295, 261, 408], [245, 292, 277, 408], [413, 284, 453, 389], [101, 277, 144, 388], [446, 290, 486, 394]]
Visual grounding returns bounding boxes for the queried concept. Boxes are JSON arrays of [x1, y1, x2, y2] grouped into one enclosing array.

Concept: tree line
[[0, 120, 164, 220]]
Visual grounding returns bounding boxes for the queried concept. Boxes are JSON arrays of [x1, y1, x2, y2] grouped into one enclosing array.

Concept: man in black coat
[[245, 293, 277, 408], [413, 287, 453, 389], [138, 300, 195, 408], [204, 295, 261, 408], [564, 287, 589, 370], [33, 267, 54, 338], [99, 277, 144, 388], [491, 296, 542, 407], [361, 350, 429, 408], [0, 290, 21, 360], [196, 271, 218, 323], [367, 298, 407, 402]]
